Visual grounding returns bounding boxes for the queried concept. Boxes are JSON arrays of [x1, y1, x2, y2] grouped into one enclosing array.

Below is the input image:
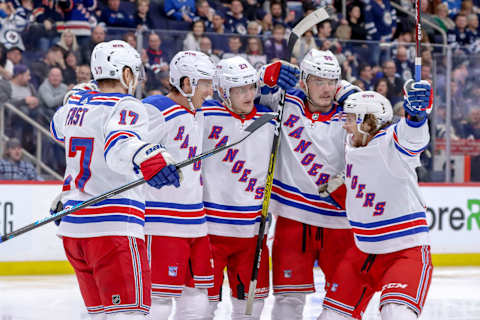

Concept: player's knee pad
[[150, 296, 173, 320], [174, 287, 210, 320], [380, 303, 418, 320], [271, 293, 306, 320], [231, 297, 264, 320], [90, 313, 107, 320], [106, 312, 147, 320], [316, 308, 354, 320]]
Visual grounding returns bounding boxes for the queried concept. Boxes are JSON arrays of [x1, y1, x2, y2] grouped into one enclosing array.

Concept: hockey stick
[[0, 113, 276, 244], [245, 7, 331, 315], [415, 0, 422, 81]]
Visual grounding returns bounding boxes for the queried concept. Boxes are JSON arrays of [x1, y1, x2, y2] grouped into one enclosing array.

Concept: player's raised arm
[[394, 79, 433, 156], [256, 61, 299, 110]]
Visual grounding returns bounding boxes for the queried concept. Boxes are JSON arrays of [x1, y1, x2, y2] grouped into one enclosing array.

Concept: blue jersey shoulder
[[142, 95, 177, 112]]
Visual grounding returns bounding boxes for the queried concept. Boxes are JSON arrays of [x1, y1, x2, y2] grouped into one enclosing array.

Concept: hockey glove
[[63, 81, 99, 105], [403, 79, 433, 126], [318, 173, 346, 210], [49, 193, 64, 226], [133, 144, 183, 189], [335, 80, 362, 105], [259, 61, 300, 91]]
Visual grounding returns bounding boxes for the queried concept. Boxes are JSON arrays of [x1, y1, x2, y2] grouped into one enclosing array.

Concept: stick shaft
[[415, 0, 422, 81]]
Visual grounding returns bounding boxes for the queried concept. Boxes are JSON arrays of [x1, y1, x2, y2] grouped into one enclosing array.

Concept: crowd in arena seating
[[0, 0, 479, 181]]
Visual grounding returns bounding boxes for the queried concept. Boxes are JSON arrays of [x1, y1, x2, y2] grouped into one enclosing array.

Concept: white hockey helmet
[[215, 56, 258, 107], [169, 50, 215, 98], [300, 49, 341, 83], [90, 40, 144, 95], [343, 91, 393, 134]]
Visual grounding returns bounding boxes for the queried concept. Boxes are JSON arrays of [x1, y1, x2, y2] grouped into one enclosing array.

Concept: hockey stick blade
[[245, 7, 330, 316], [0, 113, 276, 244]]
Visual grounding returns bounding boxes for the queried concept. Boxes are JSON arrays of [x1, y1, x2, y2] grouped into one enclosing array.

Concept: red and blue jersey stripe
[[271, 179, 346, 217], [393, 125, 427, 157], [145, 201, 206, 225], [349, 211, 429, 243], [104, 130, 141, 158], [62, 198, 145, 226], [204, 202, 262, 225]]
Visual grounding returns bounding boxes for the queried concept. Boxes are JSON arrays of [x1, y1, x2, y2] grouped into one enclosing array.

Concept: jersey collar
[[303, 100, 340, 122], [220, 103, 257, 121]]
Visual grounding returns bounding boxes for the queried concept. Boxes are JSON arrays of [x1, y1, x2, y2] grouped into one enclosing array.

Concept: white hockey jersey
[[257, 88, 350, 228], [344, 119, 430, 254], [202, 100, 276, 238], [50, 91, 150, 239], [141, 95, 206, 238]]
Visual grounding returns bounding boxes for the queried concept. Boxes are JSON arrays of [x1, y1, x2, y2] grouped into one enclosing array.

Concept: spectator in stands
[[270, 1, 295, 29], [432, 3, 455, 32], [164, 0, 195, 23], [259, 11, 273, 37], [374, 78, 389, 98], [209, 11, 229, 56], [381, 59, 403, 102], [264, 23, 288, 61], [75, 64, 91, 83], [226, 0, 248, 35], [394, 46, 414, 83], [29, 0, 63, 53], [347, 3, 367, 41], [292, 30, 318, 61], [59, 0, 97, 46], [193, 0, 214, 30], [99, 0, 135, 28], [38, 67, 68, 125], [357, 64, 374, 90], [145, 32, 168, 74], [460, 0, 474, 16], [134, 0, 154, 30], [467, 13, 479, 39], [123, 31, 137, 48], [0, 44, 12, 80], [223, 35, 246, 59], [62, 51, 78, 86], [0, 138, 41, 180], [317, 20, 332, 41], [30, 46, 65, 88], [2, 64, 40, 153], [199, 36, 220, 64], [247, 21, 261, 36], [57, 30, 81, 63], [243, 0, 264, 21], [246, 37, 266, 70], [6, 47, 22, 71], [421, 63, 433, 82], [79, 24, 105, 65], [447, 13, 474, 53], [364, 0, 397, 65], [183, 20, 204, 51]]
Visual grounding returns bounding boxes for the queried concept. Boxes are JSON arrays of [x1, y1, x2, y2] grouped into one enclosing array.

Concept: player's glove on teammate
[[49, 193, 64, 226], [318, 173, 346, 210], [63, 81, 99, 105], [335, 80, 362, 105], [260, 61, 300, 91], [133, 144, 183, 189], [403, 79, 433, 127]]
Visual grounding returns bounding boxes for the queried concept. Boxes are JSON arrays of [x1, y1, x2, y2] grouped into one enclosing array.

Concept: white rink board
[[0, 183, 479, 262], [0, 183, 66, 261]]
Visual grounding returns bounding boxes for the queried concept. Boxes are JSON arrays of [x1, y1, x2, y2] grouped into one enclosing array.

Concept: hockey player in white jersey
[[318, 85, 433, 320], [49, 40, 181, 320], [141, 51, 215, 320], [201, 56, 298, 319], [256, 49, 363, 320]]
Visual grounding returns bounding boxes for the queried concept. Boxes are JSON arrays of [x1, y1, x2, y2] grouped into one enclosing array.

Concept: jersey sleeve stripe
[[354, 226, 429, 242], [49, 119, 64, 142], [165, 110, 190, 122], [104, 131, 138, 158], [203, 202, 262, 212], [392, 125, 427, 157]]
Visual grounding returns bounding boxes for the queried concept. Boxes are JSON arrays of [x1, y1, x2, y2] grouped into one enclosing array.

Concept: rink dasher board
[[0, 182, 479, 275]]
